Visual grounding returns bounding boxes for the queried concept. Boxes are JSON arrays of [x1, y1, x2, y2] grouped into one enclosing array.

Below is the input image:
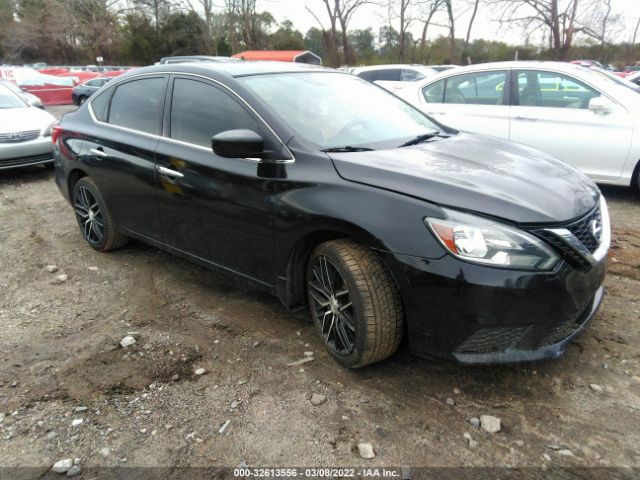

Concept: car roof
[[121, 61, 333, 79], [436, 61, 588, 72], [352, 64, 433, 72]]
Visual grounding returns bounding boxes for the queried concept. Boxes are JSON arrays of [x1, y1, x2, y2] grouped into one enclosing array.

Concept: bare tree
[[418, 0, 446, 59], [578, 0, 623, 62], [492, 0, 581, 60], [387, 0, 415, 63], [307, 0, 379, 66], [185, 0, 216, 53]]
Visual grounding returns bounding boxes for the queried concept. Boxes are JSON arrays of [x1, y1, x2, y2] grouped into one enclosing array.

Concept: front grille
[[532, 205, 602, 268], [566, 206, 602, 254], [0, 153, 53, 169], [0, 129, 40, 143]]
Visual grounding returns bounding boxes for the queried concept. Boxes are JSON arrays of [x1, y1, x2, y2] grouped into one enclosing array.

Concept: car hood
[[329, 133, 600, 224], [0, 106, 55, 133]]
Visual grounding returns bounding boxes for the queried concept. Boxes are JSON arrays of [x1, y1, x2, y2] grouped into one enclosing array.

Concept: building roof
[[231, 50, 321, 64]]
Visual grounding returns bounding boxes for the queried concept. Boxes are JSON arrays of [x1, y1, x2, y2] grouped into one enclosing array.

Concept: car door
[[509, 69, 633, 181], [154, 75, 283, 285], [419, 70, 510, 139], [83, 75, 167, 242]]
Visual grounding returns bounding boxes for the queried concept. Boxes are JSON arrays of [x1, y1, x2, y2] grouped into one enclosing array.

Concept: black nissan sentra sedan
[[52, 62, 610, 368]]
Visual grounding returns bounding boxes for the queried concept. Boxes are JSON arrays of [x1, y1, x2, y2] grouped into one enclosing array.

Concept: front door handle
[[157, 165, 184, 178], [515, 116, 538, 121], [90, 148, 108, 158]]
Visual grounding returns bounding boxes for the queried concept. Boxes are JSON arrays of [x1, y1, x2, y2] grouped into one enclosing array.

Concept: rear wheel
[[73, 177, 128, 252], [306, 239, 403, 368], [78, 96, 87, 105]]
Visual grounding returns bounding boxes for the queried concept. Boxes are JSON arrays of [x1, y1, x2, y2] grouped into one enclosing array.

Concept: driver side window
[[170, 78, 260, 148]]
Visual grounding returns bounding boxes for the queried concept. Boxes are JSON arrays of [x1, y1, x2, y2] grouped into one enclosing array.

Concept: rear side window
[[90, 89, 112, 121], [169, 78, 259, 148], [422, 79, 445, 103], [358, 69, 401, 82], [401, 69, 425, 82], [108, 77, 165, 134], [443, 71, 507, 105]]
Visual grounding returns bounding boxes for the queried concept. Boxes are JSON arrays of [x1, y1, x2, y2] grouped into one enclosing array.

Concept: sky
[[258, 0, 640, 47]]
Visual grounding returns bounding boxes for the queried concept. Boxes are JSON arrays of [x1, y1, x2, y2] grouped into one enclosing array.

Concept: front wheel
[[306, 239, 403, 368], [73, 177, 128, 252]]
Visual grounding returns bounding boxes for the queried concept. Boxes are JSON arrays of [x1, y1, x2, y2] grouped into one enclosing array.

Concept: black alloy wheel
[[308, 255, 357, 357], [306, 239, 403, 368], [74, 185, 104, 246], [72, 177, 128, 252]]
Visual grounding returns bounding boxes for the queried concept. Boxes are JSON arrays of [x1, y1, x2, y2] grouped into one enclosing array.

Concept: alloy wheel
[[74, 186, 104, 245], [308, 256, 356, 356]]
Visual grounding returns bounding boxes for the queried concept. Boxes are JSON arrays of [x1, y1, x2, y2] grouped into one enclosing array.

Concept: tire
[[78, 96, 87, 105], [306, 239, 403, 368], [72, 177, 128, 252]]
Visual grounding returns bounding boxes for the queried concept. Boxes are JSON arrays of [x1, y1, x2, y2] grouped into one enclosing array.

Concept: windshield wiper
[[398, 130, 443, 148], [321, 146, 375, 153]]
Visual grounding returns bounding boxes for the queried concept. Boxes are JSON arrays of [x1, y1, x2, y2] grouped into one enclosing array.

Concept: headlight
[[42, 122, 55, 137], [426, 209, 559, 270]]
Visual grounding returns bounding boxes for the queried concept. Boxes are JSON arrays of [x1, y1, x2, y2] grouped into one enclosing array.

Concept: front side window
[[108, 77, 165, 134], [516, 70, 600, 109], [170, 78, 259, 148], [240, 72, 439, 150], [444, 71, 507, 105]]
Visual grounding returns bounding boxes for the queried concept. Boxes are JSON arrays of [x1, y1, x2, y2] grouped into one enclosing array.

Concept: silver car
[[0, 78, 44, 109], [0, 82, 57, 170]]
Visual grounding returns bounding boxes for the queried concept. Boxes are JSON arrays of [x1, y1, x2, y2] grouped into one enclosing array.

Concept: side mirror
[[588, 96, 615, 115], [212, 129, 264, 159]]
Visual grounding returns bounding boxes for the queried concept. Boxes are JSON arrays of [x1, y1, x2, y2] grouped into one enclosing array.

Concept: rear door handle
[[515, 116, 538, 121], [157, 165, 184, 178], [90, 148, 108, 158]]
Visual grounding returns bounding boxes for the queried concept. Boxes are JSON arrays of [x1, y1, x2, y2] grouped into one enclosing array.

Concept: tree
[[304, 27, 327, 60], [387, 0, 417, 63], [307, 0, 378, 66], [578, 0, 623, 63], [270, 20, 304, 50], [119, 13, 159, 65], [492, 0, 581, 60], [417, 0, 446, 62], [160, 10, 206, 56], [132, 0, 173, 36], [348, 28, 375, 63], [0, 0, 16, 61]]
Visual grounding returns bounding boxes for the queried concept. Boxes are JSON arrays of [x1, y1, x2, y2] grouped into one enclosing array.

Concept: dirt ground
[[0, 106, 639, 478]]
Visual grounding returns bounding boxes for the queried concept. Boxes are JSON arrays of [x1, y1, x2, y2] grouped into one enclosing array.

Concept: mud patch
[[57, 340, 202, 401], [609, 227, 640, 281]]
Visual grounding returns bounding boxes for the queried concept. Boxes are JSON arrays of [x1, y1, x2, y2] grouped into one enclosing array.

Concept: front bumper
[[386, 251, 607, 364], [0, 136, 53, 170]]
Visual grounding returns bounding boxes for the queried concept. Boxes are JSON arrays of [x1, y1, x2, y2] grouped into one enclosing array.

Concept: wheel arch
[[67, 168, 89, 200], [275, 221, 403, 311]]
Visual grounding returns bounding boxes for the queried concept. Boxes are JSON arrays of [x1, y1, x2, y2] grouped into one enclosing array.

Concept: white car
[[351, 64, 439, 92], [0, 78, 44, 108], [392, 61, 640, 189], [0, 82, 56, 170]]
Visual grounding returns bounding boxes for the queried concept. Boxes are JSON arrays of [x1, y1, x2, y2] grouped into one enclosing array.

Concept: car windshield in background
[[240, 72, 440, 150], [0, 83, 27, 109]]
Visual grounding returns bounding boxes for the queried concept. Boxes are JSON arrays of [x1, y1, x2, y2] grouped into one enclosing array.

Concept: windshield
[[239, 72, 441, 150], [0, 83, 27, 109]]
